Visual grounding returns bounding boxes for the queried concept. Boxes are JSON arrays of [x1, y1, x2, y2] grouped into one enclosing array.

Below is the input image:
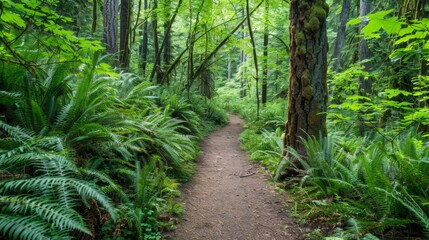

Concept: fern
[[0, 215, 56, 240], [0, 195, 91, 235]]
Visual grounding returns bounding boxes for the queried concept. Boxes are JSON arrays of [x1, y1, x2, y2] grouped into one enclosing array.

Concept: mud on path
[[163, 115, 306, 240]]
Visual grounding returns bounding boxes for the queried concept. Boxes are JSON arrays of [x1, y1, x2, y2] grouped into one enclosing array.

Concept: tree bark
[[141, 0, 149, 76], [119, 0, 132, 70], [103, 0, 118, 57], [331, 0, 351, 72], [284, 0, 329, 158], [399, 0, 427, 19], [262, 0, 269, 105]]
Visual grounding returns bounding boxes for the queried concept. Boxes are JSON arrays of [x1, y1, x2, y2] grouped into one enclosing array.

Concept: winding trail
[[163, 115, 305, 240]]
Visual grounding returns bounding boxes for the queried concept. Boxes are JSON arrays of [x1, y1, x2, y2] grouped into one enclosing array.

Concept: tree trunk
[[151, 0, 162, 83], [399, 0, 427, 19], [284, 0, 329, 158], [240, 7, 247, 98], [246, 0, 260, 119], [119, 0, 132, 70], [163, 0, 172, 67], [228, 53, 232, 79], [331, 0, 351, 72], [92, 0, 98, 35], [103, 0, 118, 58], [262, 0, 269, 105], [141, 0, 149, 76], [358, 0, 372, 95]]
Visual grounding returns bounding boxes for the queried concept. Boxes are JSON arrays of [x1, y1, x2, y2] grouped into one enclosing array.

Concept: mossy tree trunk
[[283, 0, 328, 158]]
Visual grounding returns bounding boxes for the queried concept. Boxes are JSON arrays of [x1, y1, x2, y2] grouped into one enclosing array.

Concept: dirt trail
[[163, 115, 306, 240]]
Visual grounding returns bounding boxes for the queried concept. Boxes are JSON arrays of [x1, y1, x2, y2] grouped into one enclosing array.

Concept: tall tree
[[246, 0, 260, 119], [163, 0, 173, 66], [261, 0, 270, 105], [283, 0, 329, 159], [358, 0, 372, 95], [103, 0, 118, 57], [119, 0, 132, 69], [331, 0, 351, 72], [141, 0, 149, 76], [152, 0, 162, 83], [240, 7, 247, 98]]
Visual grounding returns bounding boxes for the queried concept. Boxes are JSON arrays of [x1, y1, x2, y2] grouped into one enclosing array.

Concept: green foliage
[[280, 132, 429, 238]]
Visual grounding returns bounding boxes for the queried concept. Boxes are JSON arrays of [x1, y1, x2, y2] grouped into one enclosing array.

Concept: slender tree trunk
[[228, 53, 232, 79], [246, 0, 260, 119], [240, 8, 247, 98], [358, 0, 372, 95], [140, 0, 149, 76], [103, 0, 118, 60], [399, 0, 426, 19], [284, 0, 329, 158], [119, 0, 132, 70], [262, 0, 269, 105], [150, 0, 182, 84], [92, 0, 98, 35], [151, 0, 162, 83], [163, 0, 172, 66], [332, 0, 351, 72]]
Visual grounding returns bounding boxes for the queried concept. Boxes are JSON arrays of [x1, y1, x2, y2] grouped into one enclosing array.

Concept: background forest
[[1, 0, 429, 239]]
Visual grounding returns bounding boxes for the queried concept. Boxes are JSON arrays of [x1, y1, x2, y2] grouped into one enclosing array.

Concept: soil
[[163, 115, 307, 240]]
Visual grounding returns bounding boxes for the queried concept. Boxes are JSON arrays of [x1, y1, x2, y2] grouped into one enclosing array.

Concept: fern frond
[[0, 214, 58, 240], [0, 195, 91, 235], [1, 177, 117, 220], [0, 120, 34, 142]]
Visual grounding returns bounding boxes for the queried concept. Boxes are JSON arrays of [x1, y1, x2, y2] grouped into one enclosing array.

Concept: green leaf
[[347, 17, 362, 26], [380, 89, 412, 99], [1, 11, 26, 28]]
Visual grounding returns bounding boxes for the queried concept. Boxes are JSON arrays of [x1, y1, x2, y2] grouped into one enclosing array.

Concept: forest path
[[163, 115, 305, 240]]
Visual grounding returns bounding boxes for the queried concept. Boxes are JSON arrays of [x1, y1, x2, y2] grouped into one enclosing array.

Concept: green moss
[[310, 5, 327, 21], [303, 1, 328, 34], [296, 31, 305, 44], [297, 45, 307, 55], [321, 1, 329, 13], [304, 16, 320, 33], [302, 86, 314, 98], [302, 69, 310, 87], [298, 1, 310, 11]]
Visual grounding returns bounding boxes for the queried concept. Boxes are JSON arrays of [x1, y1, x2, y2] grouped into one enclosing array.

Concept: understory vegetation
[[230, 61, 429, 240], [0, 56, 228, 239], [3, 0, 429, 239], [218, 1, 429, 239]]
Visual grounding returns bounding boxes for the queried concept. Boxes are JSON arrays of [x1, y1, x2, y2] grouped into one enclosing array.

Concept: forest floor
[[163, 115, 307, 240]]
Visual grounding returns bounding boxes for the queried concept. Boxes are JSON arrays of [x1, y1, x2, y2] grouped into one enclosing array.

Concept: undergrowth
[[0, 54, 228, 239], [224, 92, 429, 239]]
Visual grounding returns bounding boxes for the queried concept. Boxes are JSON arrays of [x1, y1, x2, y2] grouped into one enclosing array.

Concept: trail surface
[[163, 115, 305, 240]]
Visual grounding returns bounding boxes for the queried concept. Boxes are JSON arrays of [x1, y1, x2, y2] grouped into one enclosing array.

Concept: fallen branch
[[239, 172, 256, 178]]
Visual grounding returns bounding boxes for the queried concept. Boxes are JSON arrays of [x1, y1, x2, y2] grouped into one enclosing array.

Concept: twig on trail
[[239, 172, 256, 178]]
